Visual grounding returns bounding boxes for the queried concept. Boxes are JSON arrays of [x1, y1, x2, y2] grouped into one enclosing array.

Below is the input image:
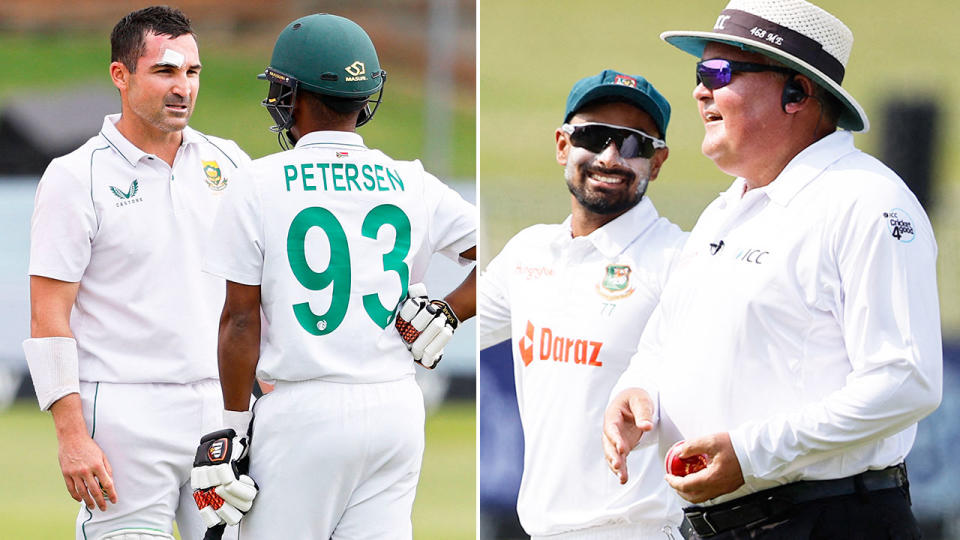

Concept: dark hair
[[111, 6, 195, 72]]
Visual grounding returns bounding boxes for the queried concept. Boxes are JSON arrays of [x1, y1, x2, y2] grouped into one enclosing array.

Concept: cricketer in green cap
[[557, 69, 672, 236], [477, 69, 687, 537], [564, 69, 672, 139]]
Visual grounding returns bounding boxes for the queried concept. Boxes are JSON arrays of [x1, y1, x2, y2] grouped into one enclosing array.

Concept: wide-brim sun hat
[[661, 0, 869, 132]]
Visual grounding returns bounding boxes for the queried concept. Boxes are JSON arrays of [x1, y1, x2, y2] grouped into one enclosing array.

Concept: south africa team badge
[[596, 264, 635, 300], [202, 160, 228, 191]]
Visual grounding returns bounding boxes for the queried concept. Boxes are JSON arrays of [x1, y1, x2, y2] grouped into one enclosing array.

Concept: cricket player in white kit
[[23, 6, 249, 540], [479, 71, 686, 539], [188, 14, 476, 539]]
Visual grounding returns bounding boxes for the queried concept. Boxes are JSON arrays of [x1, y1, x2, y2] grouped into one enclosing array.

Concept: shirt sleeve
[[420, 166, 476, 263], [477, 243, 514, 350], [729, 184, 942, 481], [203, 167, 265, 285], [28, 158, 98, 282]]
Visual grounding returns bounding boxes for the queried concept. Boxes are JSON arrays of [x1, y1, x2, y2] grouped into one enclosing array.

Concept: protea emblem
[[203, 161, 227, 191]]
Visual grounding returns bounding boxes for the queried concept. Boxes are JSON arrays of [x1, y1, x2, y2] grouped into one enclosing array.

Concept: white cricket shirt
[[479, 199, 687, 536], [614, 131, 942, 504], [204, 130, 476, 384], [29, 114, 250, 383]]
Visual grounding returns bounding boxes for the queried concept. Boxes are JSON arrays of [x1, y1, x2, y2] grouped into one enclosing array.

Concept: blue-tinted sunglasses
[[696, 58, 794, 90], [561, 122, 666, 159]]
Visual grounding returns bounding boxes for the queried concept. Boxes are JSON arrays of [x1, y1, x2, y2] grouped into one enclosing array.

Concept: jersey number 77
[[286, 204, 410, 335]]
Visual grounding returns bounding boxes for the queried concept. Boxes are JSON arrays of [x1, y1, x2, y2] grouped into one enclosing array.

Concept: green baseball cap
[[564, 70, 671, 139]]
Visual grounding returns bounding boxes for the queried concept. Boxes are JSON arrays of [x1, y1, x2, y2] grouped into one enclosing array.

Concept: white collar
[[99, 113, 202, 167], [294, 130, 368, 150], [724, 131, 859, 206], [554, 197, 661, 259]]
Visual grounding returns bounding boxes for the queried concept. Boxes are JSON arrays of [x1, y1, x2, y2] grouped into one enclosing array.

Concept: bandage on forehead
[[22, 337, 80, 411], [159, 48, 185, 68]]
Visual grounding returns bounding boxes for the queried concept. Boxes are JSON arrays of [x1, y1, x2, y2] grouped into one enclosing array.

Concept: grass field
[[477, 0, 960, 334], [0, 30, 475, 177], [0, 400, 474, 539]]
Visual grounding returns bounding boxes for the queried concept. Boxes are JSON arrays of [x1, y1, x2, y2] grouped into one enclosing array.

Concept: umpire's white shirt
[[28, 114, 250, 383], [613, 131, 942, 504], [480, 199, 687, 537], [204, 130, 475, 384]]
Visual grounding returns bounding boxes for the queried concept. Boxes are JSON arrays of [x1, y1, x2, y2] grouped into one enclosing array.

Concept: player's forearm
[[444, 267, 476, 322], [218, 307, 261, 412], [50, 393, 89, 438]]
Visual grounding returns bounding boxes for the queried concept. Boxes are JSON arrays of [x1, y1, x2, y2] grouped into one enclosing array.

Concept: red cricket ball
[[665, 440, 708, 477]]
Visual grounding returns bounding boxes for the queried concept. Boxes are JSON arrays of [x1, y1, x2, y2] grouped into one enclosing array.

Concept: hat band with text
[[713, 9, 845, 84]]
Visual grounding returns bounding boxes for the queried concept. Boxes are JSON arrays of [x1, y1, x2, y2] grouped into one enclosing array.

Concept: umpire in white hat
[[602, 0, 942, 538]]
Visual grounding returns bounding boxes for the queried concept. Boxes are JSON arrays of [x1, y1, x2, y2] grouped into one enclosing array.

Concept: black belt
[[684, 463, 909, 537]]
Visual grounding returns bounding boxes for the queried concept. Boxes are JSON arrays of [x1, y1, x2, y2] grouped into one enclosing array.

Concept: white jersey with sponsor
[[28, 114, 250, 384], [479, 199, 687, 536], [204, 130, 475, 384]]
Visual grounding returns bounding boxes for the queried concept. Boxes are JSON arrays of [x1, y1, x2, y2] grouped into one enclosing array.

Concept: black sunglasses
[[696, 59, 795, 90], [561, 122, 665, 159]]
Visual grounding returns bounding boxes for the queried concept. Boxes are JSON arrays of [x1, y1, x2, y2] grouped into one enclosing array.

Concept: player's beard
[[565, 160, 648, 215], [130, 93, 194, 133]]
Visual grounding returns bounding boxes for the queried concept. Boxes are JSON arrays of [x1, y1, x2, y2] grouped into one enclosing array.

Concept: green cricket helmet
[[260, 14, 387, 145]]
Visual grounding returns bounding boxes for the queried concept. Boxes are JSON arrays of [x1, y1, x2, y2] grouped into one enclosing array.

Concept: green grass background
[[0, 33, 475, 176], [0, 401, 474, 539], [478, 0, 960, 335]]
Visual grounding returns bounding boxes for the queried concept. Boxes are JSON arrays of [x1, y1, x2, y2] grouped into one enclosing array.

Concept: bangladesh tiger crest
[[596, 264, 635, 300], [202, 161, 228, 191]]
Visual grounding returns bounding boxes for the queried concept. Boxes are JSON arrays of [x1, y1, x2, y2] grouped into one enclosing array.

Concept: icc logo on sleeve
[[884, 209, 915, 243]]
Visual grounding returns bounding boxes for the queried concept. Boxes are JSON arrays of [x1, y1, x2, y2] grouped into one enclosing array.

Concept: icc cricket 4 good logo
[[203, 160, 228, 191], [884, 208, 915, 243], [596, 264, 635, 300]]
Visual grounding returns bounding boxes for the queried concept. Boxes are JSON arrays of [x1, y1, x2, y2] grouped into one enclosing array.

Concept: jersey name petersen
[[283, 162, 405, 192]]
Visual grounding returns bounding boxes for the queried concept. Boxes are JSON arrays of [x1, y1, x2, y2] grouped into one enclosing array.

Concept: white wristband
[[223, 409, 253, 437], [22, 337, 80, 411]]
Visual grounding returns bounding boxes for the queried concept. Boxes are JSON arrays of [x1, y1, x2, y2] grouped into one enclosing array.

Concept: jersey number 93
[[287, 204, 411, 335]]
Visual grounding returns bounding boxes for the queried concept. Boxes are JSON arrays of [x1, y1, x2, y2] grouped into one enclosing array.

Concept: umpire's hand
[[602, 388, 655, 484], [665, 433, 745, 503]]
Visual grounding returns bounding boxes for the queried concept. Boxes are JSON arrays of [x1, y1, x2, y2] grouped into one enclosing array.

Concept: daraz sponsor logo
[[517, 321, 602, 367]]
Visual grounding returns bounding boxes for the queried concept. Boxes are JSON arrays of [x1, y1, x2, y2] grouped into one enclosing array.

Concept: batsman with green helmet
[[189, 13, 476, 538]]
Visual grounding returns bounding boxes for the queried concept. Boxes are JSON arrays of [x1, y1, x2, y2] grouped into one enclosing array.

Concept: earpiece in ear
[[781, 76, 806, 112]]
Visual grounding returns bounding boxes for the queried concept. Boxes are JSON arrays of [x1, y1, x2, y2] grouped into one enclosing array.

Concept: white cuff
[[22, 337, 79, 411], [728, 423, 758, 481], [223, 409, 253, 437]]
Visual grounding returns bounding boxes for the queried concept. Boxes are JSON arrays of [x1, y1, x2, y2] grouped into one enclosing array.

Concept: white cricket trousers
[[240, 376, 425, 539], [76, 379, 238, 540]]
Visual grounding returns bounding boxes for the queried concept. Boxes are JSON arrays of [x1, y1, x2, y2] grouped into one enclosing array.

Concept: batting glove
[[191, 414, 258, 528], [394, 283, 459, 369]]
